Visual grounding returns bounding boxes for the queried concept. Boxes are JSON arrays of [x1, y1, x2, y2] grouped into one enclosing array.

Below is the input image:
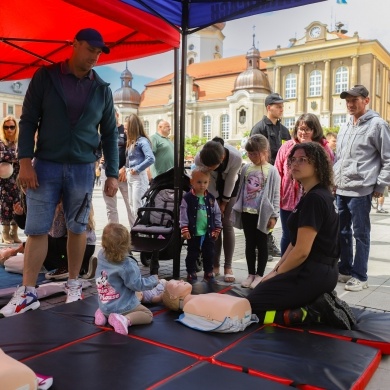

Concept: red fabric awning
[[0, 0, 180, 81]]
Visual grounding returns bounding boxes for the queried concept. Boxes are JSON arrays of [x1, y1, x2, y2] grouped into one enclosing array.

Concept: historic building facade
[[0, 80, 27, 120], [125, 21, 390, 144]]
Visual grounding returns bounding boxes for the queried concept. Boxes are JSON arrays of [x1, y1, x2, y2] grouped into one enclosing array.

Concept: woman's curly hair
[[287, 142, 334, 190], [101, 223, 131, 263]]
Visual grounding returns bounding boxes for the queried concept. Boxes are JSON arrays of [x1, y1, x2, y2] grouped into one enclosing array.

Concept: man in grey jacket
[[334, 85, 390, 291]]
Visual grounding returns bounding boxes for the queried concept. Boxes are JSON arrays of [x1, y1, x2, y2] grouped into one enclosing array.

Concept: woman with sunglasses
[[0, 116, 21, 244], [247, 142, 355, 330], [274, 113, 334, 256]]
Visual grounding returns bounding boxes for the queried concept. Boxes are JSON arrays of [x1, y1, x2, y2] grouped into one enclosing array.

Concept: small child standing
[[180, 168, 222, 282], [94, 223, 158, 335], [231, 135, 280, 289]]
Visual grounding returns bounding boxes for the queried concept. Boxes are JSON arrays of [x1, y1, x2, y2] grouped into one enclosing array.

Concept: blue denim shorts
[[25, 159, 95, 235]]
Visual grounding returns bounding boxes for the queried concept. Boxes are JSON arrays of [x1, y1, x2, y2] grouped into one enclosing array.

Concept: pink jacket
[[274, 139, 334, 211]]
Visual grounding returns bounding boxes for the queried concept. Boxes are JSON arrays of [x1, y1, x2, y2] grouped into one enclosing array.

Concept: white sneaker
[[0, 286, 40, 317], [241, 274, 255, 288], [345, 277, 368, 292], [250, 275, 263, 289], [338, 273, 352, 283], [65, 281, 83, 303]]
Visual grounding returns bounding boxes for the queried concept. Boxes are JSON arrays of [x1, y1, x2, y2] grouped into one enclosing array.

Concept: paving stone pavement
[[3, 186, 390, 388]]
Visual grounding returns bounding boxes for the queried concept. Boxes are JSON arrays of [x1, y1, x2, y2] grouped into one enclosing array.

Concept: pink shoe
[[108, 313, 129, 335], [94, 308, 107, 326], [36, 373, 53, 389]]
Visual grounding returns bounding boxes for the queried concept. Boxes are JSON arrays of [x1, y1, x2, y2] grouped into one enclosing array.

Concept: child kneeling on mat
[[94, 223, 158, 335]]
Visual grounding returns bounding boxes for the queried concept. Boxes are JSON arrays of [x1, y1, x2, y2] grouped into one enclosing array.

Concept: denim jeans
[[279, 208, 292, 256], [127, 170, 149, 228], [337, 194, 371, 281]]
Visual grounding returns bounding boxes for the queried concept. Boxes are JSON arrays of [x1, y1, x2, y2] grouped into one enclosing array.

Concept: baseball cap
[[75, 28, 110, 54], [265, 93, 287, 106], [340, 85, 369, 99]]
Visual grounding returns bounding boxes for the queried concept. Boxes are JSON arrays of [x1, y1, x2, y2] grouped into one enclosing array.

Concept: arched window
[[309, 70, 322, 96], [144, 120, 150, 134], [335, 67, 348, 94], [202, 116, 211, 140], [220, 114, 230, 140], [285, 74, 297, 99]]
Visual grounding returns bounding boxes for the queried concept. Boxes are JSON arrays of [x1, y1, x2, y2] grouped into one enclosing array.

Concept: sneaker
[[108, 313, 129, 335], [241, 274, 255, 288], [308, 293, 351, 330], [203, 272, 215, 283], [376, 208, 389, 214], [250, 275, 263, 289], [94, 308, 107, 326], [329, 290, 357, 327], [345, 277, 368, 292], [267, 254, 274, 262], [36, 373, 53, 390], [65, 281, 83, 303], [45, 266, 69, 280], [268, 234, 281, 257], [187, 272, 198, 282], [81, 256, 97, 279], [338, 273, 352, 283], [0, 286, 40, 317]]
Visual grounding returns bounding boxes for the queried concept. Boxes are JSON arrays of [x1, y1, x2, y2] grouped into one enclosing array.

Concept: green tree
[[184, 135, 207, 159]]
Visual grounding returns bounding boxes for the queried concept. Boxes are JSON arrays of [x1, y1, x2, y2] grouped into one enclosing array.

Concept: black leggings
[[242, 212, 268, 276]]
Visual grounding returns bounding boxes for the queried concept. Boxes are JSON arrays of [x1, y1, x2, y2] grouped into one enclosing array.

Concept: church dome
[[234, 42, 271, 93], [113, 66, 141, 105]]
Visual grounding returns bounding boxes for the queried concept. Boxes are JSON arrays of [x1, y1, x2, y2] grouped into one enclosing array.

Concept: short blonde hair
[[1, 115, 19, 145], [101, 223, 130, 263]]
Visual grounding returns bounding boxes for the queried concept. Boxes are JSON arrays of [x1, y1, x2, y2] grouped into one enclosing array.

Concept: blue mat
[[0, 266, 46, 289]]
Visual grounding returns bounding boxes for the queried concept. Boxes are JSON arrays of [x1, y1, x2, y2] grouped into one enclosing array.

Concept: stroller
[[130, 168, 191, 273]]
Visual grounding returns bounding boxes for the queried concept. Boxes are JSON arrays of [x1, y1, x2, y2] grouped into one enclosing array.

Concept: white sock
[[67, 278, 80, 286], [25, 286, 37, 294]]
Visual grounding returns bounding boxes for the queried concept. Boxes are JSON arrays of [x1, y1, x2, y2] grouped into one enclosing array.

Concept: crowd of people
[[1, 28, 389, 336]]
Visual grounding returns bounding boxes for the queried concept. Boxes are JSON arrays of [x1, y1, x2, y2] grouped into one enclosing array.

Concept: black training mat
[[214, 325, 381, 390], [129, 310, 260, 358], [276, 307, 390, 355], [155, 361, 291, 389], [0, 309, 103, 360], [24, 331, 197, 390]]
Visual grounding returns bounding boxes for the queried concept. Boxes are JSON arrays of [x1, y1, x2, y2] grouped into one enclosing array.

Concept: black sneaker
[[187, 272, 198, 282], [329, 290, 357, 327], [267, 234, 281, 257], [45, 266, 69, 280], [308, 293, 351, 330], [203, 272, 215, 283]]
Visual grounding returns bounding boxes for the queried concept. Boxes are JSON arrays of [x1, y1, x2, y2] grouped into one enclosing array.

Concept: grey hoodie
[[334, 109, 390, 197]]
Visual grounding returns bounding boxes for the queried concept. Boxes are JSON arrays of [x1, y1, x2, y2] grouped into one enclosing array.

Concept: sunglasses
[[3, 125, 16, 130]]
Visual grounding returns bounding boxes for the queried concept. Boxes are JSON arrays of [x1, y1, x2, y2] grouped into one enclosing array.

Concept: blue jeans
[[279, 209, 292, 256], [337, 194, 371, 282], [25, 159, 94, 235]]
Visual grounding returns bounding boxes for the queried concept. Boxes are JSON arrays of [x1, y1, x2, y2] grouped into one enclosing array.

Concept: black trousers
[[241, 212, 268, 276], [247, 260, 338, 316], [185, 234, 215, 274]]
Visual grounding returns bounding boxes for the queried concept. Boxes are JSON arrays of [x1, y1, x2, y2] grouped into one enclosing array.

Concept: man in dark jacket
[[0, 28, 118, 318], [250, 93, 291, 260]]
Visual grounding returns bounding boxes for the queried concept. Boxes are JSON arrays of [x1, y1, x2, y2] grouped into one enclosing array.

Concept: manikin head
[[162, 280, 192, 311]]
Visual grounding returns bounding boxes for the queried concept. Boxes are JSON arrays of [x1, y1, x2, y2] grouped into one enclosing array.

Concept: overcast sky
[[98, 0, 390, 91]]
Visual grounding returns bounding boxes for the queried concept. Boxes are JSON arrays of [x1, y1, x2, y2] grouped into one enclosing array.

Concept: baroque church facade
[[114, 21, 390, 145]]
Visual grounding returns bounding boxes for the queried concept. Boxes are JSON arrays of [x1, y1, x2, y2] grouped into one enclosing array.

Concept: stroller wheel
[[140, 252, 151, 267]]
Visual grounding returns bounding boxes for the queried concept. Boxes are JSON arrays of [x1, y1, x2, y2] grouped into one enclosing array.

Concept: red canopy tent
[[0, 0, 180, 81]]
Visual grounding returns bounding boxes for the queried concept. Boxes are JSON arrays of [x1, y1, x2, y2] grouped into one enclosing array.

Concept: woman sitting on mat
[[94, 223, 158, 335], [247, 142, 355, 329]]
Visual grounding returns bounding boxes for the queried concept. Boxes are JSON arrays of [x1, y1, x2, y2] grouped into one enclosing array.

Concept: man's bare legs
[[67, 230, 86, 279], [22, 235, 48, 286]]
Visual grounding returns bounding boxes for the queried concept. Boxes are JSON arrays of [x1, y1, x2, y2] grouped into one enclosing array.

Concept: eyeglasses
[[3, 125, 16, 131], [290, 157, 309, 165], [297, 127, 313, 134]]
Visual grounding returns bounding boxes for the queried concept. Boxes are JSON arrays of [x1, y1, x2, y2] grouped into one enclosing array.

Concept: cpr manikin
[[162, 280, 258, 332]]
